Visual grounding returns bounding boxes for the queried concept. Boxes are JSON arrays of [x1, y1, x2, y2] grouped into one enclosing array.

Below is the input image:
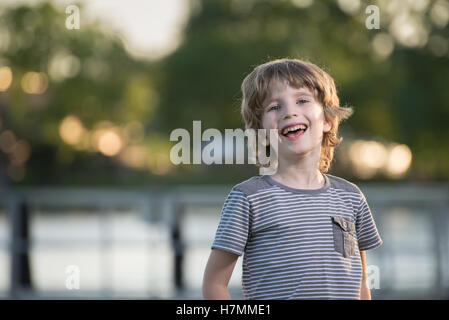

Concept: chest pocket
[[331, 216, 357, 258]]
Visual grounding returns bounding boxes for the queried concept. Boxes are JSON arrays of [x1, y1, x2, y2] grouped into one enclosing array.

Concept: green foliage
[[0, 0, 448, 185], [155, 0, 449, 181]]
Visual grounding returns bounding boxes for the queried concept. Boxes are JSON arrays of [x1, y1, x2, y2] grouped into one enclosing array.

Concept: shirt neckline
[[262, 172, 330, 194]]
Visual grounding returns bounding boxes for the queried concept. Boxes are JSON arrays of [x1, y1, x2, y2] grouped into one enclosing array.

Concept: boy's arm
[[359, 250, 371, 300], [202, 248, 239, 299]]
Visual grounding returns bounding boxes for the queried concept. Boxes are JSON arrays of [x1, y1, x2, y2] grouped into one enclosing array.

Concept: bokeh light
[[118, 145, 148, 169], [48, 51, 81, 81], [337, 0, 361, 15], [59, 115, 85, 145], [347, 139, 412, 179], [90, 122, 125, 157], [72, 130, 91, 151], [9, 139, 32, 165], [21, 71, 49, 94], [384, 144, 413, 178], [430, 0, 449, 28], [97, 130, 123, 156], [372, 33, 395, 59], [0, 66, 13, 91], [291, 0, 314, 9], [0, 130, 17, 153], [389, 13, 428, 48]]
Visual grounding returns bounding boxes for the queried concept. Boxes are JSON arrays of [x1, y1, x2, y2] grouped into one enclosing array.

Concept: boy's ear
[[323, 120, 331, 133]]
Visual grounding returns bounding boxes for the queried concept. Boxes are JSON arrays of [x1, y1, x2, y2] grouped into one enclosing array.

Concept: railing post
[[9, 196, 33, 299], [171, 201, 185, 293], [434, 203, 448, 298]]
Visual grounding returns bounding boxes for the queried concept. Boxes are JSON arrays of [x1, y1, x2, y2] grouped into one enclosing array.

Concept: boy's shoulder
[[326, 173, 362, 195], [232, 175, 272, 197]]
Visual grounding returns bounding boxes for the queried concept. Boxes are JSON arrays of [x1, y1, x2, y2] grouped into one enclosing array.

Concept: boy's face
[[261, 80, 331, 160]]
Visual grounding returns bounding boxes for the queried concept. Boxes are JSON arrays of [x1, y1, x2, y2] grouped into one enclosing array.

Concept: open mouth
[[280, 124, 308, 139]]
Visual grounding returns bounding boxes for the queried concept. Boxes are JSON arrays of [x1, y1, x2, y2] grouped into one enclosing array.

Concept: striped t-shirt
[[211, 173, 383, 300]]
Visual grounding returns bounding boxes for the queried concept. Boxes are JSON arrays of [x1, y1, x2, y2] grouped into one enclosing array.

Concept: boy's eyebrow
[[264, 88, 314, 104]]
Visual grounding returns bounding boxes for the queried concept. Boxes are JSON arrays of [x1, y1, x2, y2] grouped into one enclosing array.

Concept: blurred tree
[[0, 2, 163, 186], [0, 0, 448, 186], [154, 0, 449, 181]]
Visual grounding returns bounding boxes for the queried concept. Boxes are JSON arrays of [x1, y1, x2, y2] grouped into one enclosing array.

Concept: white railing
[[0, 182, 448, 299]]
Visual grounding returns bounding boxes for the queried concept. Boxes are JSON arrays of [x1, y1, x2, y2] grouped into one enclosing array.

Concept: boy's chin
[[279, 148, 311, 158]]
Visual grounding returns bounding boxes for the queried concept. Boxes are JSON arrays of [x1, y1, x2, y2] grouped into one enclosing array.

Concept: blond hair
[[240, 58, 354, 173]]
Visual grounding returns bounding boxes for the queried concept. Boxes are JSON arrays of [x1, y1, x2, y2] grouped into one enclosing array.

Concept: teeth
[[282, 124, 307, 135]]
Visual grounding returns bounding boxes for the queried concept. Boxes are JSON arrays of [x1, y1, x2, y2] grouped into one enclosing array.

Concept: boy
[[202, 58, 383, 300]]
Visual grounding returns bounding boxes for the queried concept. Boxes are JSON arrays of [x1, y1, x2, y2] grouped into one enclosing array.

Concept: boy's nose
[[282, 102, 299, 119]]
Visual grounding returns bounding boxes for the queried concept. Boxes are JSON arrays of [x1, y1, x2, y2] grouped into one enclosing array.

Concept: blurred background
[[0, 0, 448, 299]]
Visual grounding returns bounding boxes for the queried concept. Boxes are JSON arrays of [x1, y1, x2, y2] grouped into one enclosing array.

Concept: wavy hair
[[240, 58, 354, 173]]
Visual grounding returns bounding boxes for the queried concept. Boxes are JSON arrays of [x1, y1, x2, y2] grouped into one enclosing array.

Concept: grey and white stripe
[[211, 173, 383, 300]]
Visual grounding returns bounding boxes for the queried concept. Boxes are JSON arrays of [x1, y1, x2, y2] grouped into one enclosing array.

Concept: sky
[[1, 0, 191, 60]]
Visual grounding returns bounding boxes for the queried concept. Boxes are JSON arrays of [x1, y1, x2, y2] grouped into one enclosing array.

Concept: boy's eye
[[267, 99, 308, 111]]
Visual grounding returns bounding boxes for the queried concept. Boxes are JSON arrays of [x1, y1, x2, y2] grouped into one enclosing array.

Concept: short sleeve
[[355, 190, 383, 251], [211, 188, 251, 256]]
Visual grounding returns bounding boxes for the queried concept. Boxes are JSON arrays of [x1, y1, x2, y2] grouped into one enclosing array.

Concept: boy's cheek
[[261, 118, 273, 129]]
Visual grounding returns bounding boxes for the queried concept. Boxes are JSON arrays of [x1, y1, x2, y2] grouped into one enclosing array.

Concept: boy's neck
[[270, 167, 325, 190]]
